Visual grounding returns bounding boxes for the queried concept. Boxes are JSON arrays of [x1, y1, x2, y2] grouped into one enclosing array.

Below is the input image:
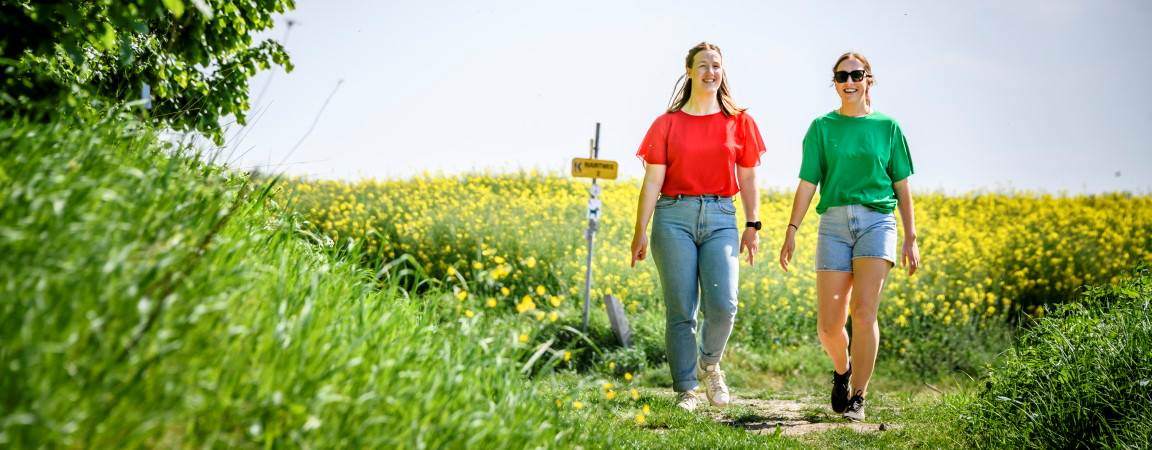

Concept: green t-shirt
[[799, 111, 914, 214]]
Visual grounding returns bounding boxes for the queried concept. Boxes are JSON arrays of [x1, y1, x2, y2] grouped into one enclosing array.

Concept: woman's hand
[[902, 237, 920, 275], [779, 230, 796, 272], [740, 228, 759, 265], [631, 231, 649, 268]]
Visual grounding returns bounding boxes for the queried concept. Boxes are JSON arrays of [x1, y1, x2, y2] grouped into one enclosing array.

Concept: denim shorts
[[815, 204, 897, 272]]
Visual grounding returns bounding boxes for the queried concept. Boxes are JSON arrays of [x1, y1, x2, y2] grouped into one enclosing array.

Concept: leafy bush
[[961, 264, 1152, 448], [0, 0, 293, 143]]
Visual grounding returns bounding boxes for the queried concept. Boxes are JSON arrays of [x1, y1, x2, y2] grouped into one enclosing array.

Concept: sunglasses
[[833, 70, 871, 83]]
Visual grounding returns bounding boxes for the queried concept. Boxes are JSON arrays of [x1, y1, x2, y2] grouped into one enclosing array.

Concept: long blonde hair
[[832, 52, 875, 107], [666, 42, 744, 117]]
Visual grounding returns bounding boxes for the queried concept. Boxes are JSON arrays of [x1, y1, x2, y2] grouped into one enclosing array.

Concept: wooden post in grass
[[603, 294, 632, 347], [571, 123, 618, 333]]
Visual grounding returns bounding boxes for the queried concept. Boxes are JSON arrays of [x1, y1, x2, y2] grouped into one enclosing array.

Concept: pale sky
[[225, 0, 1152, 194]]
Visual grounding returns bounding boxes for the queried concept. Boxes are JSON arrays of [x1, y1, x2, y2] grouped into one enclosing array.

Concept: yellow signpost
[[571, 158, 618, 180]]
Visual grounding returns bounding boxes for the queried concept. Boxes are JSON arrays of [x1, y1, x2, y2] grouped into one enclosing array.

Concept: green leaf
[[190, 0, 214, 18], [162, 0, 185, 18], [100, 25, 117, 51]]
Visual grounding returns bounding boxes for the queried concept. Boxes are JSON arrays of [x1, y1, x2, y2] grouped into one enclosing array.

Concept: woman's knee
[[851, 312, 878, 328], [816, 318, 845, 338], [712, 296, 738, 319]]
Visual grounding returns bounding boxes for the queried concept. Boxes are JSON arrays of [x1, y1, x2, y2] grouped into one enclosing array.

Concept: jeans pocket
[[717, 199, 737, 215], [656, 197, 678, 209]]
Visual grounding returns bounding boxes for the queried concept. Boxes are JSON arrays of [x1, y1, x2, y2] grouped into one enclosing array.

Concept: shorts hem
[[852, 255, 896, 266]]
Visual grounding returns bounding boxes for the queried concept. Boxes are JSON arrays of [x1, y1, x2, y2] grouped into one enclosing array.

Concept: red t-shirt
[[635, 110, 766, 197]]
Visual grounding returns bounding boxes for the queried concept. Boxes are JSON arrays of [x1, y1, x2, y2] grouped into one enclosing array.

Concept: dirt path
[[700, 396, 898, 437]]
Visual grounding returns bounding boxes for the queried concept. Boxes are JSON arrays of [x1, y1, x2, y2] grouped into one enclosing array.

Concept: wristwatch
[[745, 221, 762, 230]]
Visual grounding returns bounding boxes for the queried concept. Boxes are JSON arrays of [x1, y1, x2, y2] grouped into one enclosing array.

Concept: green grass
[[958, 264, 1152, 448], [0, 112, 584, 448]]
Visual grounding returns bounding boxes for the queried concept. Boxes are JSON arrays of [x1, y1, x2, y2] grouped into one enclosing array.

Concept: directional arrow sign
[[571, 158, 618, 180]]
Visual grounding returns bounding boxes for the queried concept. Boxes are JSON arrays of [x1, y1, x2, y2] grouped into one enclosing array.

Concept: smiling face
[[833, 57, 871, 104], [687, 50, 723, 96]]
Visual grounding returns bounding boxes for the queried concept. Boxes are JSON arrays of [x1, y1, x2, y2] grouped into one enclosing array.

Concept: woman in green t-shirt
[[778, 52, 921, 422]]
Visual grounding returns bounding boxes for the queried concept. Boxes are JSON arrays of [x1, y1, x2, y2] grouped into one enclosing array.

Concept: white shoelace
[[707, 369, 728, 394]]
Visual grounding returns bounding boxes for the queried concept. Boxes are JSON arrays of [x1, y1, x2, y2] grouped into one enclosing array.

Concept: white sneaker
[[701, 364, 730, 406], [675, 389, 701, 411]]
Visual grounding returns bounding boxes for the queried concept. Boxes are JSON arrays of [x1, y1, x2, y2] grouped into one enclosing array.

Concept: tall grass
[[960, 264, 1152, 448], [0, 112, 580, 448]]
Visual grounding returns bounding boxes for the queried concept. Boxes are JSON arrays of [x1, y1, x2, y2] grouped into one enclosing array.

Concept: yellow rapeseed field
[[285, 174, 1152, 358]]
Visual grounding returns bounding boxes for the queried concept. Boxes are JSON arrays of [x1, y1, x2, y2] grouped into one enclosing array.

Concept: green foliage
[[960, 264, 1152, 448], [0, 112, 578, 448], [0, 0, 294, 143]]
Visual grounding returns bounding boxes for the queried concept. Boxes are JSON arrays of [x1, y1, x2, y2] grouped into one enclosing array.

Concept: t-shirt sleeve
[[798, 119, 824, 184], [736, 112, 766, 168], [887, 122, 914, 182], [635, 115, 670, 165]]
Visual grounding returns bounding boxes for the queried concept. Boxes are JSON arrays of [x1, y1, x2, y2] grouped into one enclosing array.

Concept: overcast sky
[[224, 0, 1152, 194]]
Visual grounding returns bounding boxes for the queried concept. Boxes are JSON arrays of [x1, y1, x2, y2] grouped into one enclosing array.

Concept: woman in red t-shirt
[[630, 41, 766, 411]]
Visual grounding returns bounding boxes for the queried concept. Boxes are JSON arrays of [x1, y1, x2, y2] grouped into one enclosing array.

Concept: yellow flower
[[550, 296, 562, 307], [548, 311, 558, 322], [524, 256, 537, 268], [630, 388, 640, 401], [605, 390, 617, 400], [536, 285, 547, 296], [464, 309, 474, 318], [609, 362, 616, 370], [624, 372, 633, 381], [642, 404, 651, 415], [486, 298, 497, 308], [472, 261, 483, 270], [500, 287, 510, 296], [516, 295, 537, 313], [563, 351, 572, 362], [635, 414, 646, 425], [494, 256, 506, 264], [602, 382, 614, 390], [572, 401, 584, 410], [518, 334, 528, 343], [455, 291, 468, 301]]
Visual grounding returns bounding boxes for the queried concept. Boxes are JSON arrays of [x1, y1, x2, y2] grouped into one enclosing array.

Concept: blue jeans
[[816, 205, 898, 272], [651, 195, 740, 393]]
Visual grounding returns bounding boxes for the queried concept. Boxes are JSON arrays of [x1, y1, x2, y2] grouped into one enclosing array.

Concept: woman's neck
[[682, 92, 721, 115], [838, 100, 871, 117]]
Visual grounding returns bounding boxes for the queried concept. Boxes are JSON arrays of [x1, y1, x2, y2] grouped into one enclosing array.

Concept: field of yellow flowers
[[285, 173, 1152, 374]]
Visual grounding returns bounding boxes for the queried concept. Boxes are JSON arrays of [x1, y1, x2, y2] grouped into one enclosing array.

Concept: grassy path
[[700, 395, 897, 437]]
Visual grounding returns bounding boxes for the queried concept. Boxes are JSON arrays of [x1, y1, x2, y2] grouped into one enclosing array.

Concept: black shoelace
[[847, 390, 865, 410]]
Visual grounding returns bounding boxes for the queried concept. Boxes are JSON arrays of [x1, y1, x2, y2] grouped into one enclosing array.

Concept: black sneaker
[[831, 365, 852, 413], [843, 390, 866, 422]]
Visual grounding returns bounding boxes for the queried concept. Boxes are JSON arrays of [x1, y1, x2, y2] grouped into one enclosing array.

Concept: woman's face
[[833, 58, 869, 104], [687, 50, 723, 96]]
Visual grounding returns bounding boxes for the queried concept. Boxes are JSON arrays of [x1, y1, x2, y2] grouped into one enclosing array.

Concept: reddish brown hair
[[666, 42, 744, 117]]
